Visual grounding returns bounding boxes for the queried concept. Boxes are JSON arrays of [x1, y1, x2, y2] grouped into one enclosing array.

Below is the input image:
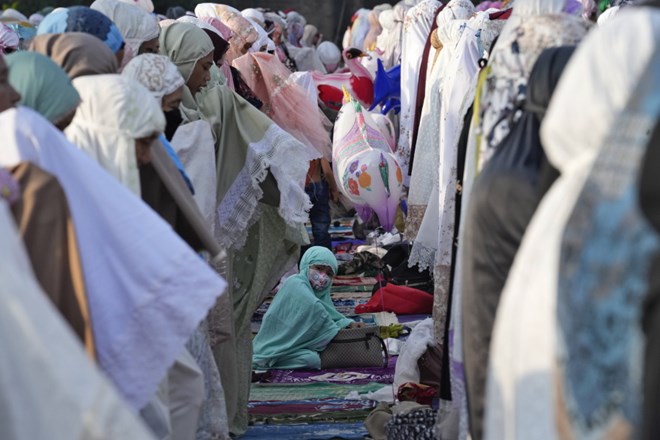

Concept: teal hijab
[[7, 52, 80, 124], [252, 246, 353, 370]]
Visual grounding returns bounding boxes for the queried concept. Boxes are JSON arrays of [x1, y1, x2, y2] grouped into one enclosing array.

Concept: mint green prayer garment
[[252, 246, 353, 369]]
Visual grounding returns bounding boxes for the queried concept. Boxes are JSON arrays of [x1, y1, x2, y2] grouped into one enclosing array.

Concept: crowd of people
[[0, 0, 659, 439]]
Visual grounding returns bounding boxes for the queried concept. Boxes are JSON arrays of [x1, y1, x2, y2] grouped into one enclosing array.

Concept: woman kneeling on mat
[[253, 246, 362, 369]]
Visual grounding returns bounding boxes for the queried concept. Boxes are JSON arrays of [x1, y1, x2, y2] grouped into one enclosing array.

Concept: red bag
[[355, 283, 433, 315]]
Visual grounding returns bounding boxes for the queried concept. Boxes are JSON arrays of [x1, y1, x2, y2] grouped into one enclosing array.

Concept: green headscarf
[[298, 246, 339, 285], [7, 52, 80, 125], [252, 246, 353, 370], [159, 19, 313, 252], [159, 22, 213, 82]]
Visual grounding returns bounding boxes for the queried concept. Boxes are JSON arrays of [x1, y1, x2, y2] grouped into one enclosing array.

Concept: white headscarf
[[91, 0, 160, 57], [510, 0, 567, 16], [66, 74, 166, 196], [597, 5, 621, 24], [0, 198, 155, 440], [28, 13, 44, 27], [241, 8, 264, 26], [249, 18, 274, 52], [486, 7, 660, 440], [376, 3, 408, 68], [0, 106, 226, 411], [118, 0, 155, 13], [1, 8, 27, 22], [349, 8, 371, 50], [317, 41, 341, 72], [122, 53, 185, 101]]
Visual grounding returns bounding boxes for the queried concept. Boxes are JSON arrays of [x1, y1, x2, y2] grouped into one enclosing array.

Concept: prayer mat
[[332, 276, 378, 286], [249, 382, 387, 402], [248, 398, 378, 424], [331, 291, 373, 300], [256, 356, 397, 385], [331, 285, 374, 293], [243, 421, 368, 439]]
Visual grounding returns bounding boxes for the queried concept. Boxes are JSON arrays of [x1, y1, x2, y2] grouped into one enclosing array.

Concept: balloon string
[[373, 228, 396, 403]]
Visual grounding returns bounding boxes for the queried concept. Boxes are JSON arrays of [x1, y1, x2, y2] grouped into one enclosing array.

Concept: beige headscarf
[[29, 32, 119, 79], [66, 74, 166, 196], [159, 21, 213, 81]]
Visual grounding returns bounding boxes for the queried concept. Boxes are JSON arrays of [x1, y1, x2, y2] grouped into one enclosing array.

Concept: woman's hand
[[348, 321, 365, 329]]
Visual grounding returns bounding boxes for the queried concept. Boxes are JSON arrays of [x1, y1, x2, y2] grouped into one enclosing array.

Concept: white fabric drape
[[0, 199, 155, 440], [485, 9, 660, 439], [407, 0, 476, 269], [0, 106, 227, 411], [395, 0, 441, 178]]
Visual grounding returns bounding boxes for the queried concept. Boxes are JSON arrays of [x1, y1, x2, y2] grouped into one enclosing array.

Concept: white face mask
[[308, 268, 332, 291]]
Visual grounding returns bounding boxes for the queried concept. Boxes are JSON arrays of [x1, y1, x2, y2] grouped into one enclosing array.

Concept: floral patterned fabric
[[475, 14, 590, 170]]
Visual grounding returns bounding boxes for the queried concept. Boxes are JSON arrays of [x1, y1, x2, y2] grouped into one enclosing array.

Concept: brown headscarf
[[10, 162, 96, 360], [29, 32, 118, 79]]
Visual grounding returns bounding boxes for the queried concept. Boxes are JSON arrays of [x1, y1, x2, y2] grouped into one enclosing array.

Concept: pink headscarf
[[199, 16, 233, 41], [0, 24, 19, 55]]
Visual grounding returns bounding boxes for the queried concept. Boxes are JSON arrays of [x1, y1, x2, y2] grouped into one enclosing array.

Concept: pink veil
[[232, 52, 332, 160]]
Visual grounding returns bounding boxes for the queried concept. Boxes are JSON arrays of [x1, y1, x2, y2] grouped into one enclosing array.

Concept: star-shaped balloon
[[369, 59, 401, 115]]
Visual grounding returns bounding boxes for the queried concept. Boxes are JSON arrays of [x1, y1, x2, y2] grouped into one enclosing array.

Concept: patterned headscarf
[[476, 2, 591, 167], [194, 4, 258, 62], [122, 53, 185, 100], [0, 24, 19, 55], [37, 6, 125, 54]]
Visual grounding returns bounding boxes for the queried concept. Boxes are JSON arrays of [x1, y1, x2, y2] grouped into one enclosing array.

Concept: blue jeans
[[305, 180, 332, 250]]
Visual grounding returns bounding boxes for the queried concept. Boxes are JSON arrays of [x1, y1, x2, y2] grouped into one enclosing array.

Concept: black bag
[[320, 326, 389, 369], [381, 243, 434, 294]]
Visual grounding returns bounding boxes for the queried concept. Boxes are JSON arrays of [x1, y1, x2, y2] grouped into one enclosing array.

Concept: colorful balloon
[[333, 92, 404, 231]]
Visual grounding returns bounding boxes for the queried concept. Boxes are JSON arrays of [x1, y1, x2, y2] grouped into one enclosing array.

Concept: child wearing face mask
[[252, 246, 363, 370]]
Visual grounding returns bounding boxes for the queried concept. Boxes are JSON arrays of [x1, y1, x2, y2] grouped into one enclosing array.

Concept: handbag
[[381, 243, 434, 294], [320, 326, 389, 369]]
